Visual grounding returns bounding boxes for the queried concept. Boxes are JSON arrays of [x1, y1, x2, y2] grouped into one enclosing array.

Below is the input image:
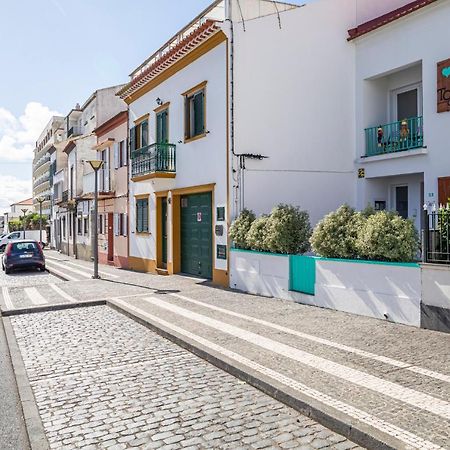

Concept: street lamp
[[21, 208, 28, 238], [36, 196, 45, 246], [88, 160, 104, 279]]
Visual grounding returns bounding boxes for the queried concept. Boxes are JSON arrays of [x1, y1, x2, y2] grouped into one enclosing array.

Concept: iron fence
[[423, 208, 450, 264]]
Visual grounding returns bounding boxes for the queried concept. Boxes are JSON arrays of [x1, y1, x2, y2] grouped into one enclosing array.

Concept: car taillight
[[5, 244, 12, 256]]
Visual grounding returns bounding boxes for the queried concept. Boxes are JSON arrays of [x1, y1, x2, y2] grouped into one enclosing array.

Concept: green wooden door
[[161, 198, 168, 268], [180, 192, 212, 279]]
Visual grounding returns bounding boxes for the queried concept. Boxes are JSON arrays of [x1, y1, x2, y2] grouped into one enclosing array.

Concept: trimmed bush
[[310, 205, 364, 259], [246, 215, 270, 252], [229, 209, 255, 249], [356, 211, 419, 262], [264, 204, 311, 254]]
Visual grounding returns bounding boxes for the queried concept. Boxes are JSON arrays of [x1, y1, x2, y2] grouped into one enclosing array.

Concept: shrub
[[310, 205, 364, 258], [356, 211, 419, 262], [264, 204, 311, 254], [246, 215, 270, 252], [229, 209, 255, 249]]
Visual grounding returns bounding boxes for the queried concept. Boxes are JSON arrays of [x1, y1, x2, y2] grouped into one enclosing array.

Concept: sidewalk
[[43, 250, 450, 449]]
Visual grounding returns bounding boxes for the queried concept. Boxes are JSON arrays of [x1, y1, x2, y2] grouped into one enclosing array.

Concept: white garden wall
[[230, 250, 290, 299], [314, 259, 421, 327]]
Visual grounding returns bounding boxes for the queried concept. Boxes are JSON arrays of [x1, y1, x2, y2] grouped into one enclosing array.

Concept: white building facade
[[120, 3, 229, 286], [352, 0, 450, 230]]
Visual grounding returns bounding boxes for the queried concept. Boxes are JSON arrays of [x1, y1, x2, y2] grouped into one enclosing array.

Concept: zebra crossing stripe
[[46, 260, 92, 279], [1, 287, 14, 310], [49, 284, 77, 303], [24, 287, 48, 305]]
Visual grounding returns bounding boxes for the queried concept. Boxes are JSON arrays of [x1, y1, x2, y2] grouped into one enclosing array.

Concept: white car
[[0, 230, 47, 252]]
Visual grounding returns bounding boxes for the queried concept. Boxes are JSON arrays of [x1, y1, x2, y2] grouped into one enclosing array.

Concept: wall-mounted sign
[[217, 244, 227, 260], [374, 201, 386, 211], [216, 206, 225, 222], [358, 168, 365, 179], [215, 225, 224, 236], [437, 58, 450, 113]]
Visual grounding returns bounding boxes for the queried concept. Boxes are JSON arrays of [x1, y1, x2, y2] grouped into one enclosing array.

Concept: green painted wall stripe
[[315, 257, 420, 268], [230, 248, 289, 258]]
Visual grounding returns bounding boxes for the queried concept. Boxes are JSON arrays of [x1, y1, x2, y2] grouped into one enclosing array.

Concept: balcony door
[[394, 185, 409, 219], [156, 109, 168, 144], [391, 83, 422, 121]]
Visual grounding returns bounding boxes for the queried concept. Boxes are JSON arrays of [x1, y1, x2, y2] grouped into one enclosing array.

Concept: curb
[[2, 316, 49, 450], [2, 300, 107, 317], [46, 267, 70, 282], [108, 300, 399, 450]]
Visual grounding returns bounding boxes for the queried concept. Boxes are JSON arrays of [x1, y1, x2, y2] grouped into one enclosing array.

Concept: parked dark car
[[2, 240, 46, 274]]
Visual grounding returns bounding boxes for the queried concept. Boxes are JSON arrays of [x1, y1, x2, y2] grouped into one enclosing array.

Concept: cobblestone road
[[11, 306, 361, 449]]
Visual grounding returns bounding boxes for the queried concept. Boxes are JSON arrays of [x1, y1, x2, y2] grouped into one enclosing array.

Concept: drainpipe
[[225, 0, 241, 218]]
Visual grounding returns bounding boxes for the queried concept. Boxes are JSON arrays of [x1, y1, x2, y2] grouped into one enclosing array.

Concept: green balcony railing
[[365, 116, 423, 157], [131, 143, 176, 178]]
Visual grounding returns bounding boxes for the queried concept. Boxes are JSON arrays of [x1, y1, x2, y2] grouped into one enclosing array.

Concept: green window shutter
[[161, 110, 168, 143], [193, 91, 204, 136], [141, 120, 148, 147], [136, 199, 142, 233], [130, 126, 136, 153], [156, 113, 162, 144], [143, 199, 148, 232], [184, 97, 190, 139]]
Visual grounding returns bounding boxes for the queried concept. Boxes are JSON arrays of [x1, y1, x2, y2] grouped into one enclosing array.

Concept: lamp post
[[88, 160, 104, 279], [36, 196, 44, 246], [21, 209, 28, 238]]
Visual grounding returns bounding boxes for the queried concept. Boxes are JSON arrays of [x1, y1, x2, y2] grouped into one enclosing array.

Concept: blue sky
[[0, 0, 305, 212]]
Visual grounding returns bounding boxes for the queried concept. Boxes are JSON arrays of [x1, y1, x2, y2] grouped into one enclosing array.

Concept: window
[[130, 119, 148, 153], [77, 216, 82, 235], [115, 140, 128, 168], [69, 213, 72, 237], [114, 213, 128, 236], [83, 217, 89, 235], [62, 217, 66, 239], [156, 109, 169, 143], [136, 198, 149, 233], [184, 87, 205, 140], [99, 214, 104, 235]]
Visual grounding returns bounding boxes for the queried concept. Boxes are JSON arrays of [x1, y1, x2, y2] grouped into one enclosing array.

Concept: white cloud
[[0, 175, 32, 214], [0, 102, 61, 162]]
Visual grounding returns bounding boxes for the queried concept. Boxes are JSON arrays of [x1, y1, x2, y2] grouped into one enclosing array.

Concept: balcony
[[364, 116, 424, 158], [67, 126, 82, 138], [131, 143, 176, 179]]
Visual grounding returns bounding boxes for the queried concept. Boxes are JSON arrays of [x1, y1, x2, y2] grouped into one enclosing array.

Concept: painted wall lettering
[[437, 58, 450, 113]]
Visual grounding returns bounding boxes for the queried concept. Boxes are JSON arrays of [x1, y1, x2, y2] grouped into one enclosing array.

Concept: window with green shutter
[[185, 88, 205, 140], [136, 198, 149, 233], [141, 119, 148, 147], [156, 109, 168, 143]]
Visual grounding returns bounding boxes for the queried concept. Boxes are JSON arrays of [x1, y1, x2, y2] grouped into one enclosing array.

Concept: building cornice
[[118, 21, 225, 104], [348, 0, 439, 41]]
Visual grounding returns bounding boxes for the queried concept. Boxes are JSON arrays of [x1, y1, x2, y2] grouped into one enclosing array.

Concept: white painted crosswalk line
[[46, 260, 93, 279], [65, 261, 119, 278], [45, 265, 79, 281], [113, 298, 444, 450], [24, 287, 48, 306], [1, 287, 14, 310], [49, 284, 77, 303], [170, 293, 450, 384], [144, 296, 450, 420]]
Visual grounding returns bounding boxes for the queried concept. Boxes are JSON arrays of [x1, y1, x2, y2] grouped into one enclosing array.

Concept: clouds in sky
[[0, 102, 61, 213], [0, 175, 32, 214], [0, 102, 61, 161]]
